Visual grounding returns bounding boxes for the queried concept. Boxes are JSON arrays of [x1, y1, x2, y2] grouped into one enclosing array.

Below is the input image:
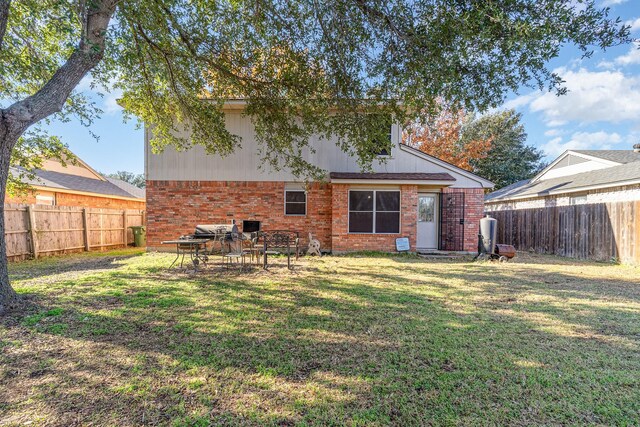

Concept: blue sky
[[49, 0, 640, 175]]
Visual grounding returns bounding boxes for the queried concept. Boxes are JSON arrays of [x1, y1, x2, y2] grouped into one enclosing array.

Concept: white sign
[[396, 237, 410, 252]]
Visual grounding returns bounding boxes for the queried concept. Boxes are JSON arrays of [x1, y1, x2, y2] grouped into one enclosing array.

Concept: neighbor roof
[[329, 172, 456, 181], [485, 161, 640, 202], [13, 168, 145, 200], [570, 150, 640, 164]]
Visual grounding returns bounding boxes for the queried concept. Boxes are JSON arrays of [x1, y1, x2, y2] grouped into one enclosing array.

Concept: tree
[[403, 102, 493, 170], [103, 171, 145, 189], [0, 0, 631, 312], [465, 110, 547, 189]]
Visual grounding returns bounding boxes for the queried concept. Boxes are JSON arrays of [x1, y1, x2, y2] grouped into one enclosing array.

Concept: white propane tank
[[479, 214, 498, 254]]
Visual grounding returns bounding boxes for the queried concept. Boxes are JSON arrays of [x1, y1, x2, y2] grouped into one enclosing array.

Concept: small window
[[570, 195, 587, 205], [35, 194, 55, 206], [285, 190, 306, 215], [372, 115, 392, 156], [418, 197, 435, 222], [349, 190, 400, 234]]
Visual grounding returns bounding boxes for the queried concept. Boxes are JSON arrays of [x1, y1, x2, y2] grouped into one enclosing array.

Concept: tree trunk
[[0, 0, 117, 314], [0, 120, 19, 314]]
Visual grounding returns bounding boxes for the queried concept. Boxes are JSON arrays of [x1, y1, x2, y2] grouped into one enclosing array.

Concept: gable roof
[[106, 177, 146, 199], [570, 150, 640, 164], [398, 144, 494, 188], [13, 167, 145, 200], [530, 149, 640, 183], [330, 172, 455, 181], [485, 160, 640, 202]]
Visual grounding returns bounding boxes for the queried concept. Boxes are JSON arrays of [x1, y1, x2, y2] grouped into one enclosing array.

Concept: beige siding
[[146, 111, 488, 188]]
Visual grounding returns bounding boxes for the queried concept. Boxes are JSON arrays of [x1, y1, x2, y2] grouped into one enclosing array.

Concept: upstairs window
[[371, 115, 393, 156], [285, 190, 306, 215], [349, 190, 400, 234]]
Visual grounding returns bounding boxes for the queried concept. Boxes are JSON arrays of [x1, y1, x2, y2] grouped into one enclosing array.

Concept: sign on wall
[[396, 237, 410, 252]]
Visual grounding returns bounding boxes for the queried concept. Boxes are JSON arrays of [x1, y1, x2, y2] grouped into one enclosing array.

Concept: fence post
[[26, 205, 38, 259], [122, 210, 128, 247], [82, 208, 90, 252]]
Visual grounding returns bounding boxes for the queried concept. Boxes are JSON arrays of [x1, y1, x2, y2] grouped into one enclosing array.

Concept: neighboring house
[[146, 101, 493, 253], [7, 154, 145, 210], [485, 147, 640, 263]]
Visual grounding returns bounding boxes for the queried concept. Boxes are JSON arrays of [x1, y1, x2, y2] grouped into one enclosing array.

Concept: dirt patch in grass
[[1, 250, 639, 426]]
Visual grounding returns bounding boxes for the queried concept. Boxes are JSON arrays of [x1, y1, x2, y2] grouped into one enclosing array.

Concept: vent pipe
[[634, 143, 640, 153]]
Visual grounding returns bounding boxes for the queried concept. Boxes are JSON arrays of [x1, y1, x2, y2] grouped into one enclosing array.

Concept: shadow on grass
[[1, 255, 640, 425]]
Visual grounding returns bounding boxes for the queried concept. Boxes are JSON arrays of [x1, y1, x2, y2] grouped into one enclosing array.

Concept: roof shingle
[[13, 168, 145, 200], [329, 172, 456, 181]]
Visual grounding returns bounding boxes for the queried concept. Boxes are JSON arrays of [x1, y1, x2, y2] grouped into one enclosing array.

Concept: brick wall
[[6, 190, 145, 210], [443, 187, 484, 252], [145, 181, 332, 250], [146, 180, 483, 253], [331, 184, 418, 252]]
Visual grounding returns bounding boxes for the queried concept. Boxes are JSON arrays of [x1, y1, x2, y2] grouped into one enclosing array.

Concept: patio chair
[[221, 232, 249, 268], [259, 230, 299, 269]]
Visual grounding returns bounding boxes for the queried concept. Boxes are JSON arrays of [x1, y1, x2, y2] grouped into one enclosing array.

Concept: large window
[[349, 190, 400, 234], [285, 190, 306, 215]]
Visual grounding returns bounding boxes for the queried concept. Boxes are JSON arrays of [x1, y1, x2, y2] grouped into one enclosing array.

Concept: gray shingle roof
[[571, 150, 640, 164], [106, 177, 146, 199], [485, 161, 640, 202], [329, 172, 456, 181], [13, 167, 145, 200]]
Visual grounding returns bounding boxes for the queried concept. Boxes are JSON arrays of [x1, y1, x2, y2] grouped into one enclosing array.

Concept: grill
[[189, 224, 239, 241]]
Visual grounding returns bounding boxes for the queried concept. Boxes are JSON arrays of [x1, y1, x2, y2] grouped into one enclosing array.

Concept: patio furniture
[[191, 224, 239, 254], [161, 238, 210, 269], [257, 230, 300, 269], [221, 232, 250, 268]]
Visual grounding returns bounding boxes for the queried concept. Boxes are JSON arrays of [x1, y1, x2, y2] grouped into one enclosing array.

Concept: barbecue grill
[[190, 223, 238, 240]]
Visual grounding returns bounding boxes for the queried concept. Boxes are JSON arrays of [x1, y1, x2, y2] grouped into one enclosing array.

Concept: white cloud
[[544, 129, 563, 137], [103, 88, 124, 114], [601, 0, 627, 6], [614, 43, 640, 66], [625, 17, 640, 32], [526, 67, 640, 125], [73, 74, 123, 115], [540, 131, 621, 157], [502, 93, 538, 110]]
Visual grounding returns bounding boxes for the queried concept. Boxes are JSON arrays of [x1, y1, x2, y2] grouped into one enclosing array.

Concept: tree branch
[[3, 0, 117, 132]]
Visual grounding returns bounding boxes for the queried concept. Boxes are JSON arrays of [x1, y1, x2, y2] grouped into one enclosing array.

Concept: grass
[[1, 250, 639, 426]]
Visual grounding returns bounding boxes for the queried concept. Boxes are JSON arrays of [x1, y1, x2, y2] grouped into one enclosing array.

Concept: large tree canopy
[[0, 0, 631, 312], [403, 101, 493, 170], [466, 109, 547, 189]]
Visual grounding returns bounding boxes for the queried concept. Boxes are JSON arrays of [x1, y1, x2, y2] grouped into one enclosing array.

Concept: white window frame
[[374, 124, 393, 158], [348, 189, 401, 234], [35, 194, 56, 206], [570, 195, 587, 205], [284, 189, 307, 216]]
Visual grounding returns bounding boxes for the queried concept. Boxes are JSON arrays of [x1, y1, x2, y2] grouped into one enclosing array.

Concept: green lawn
[[1, 250, 639, 426]]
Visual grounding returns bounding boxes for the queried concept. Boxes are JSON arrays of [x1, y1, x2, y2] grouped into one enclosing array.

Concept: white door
[[417, 194, 438, 249]]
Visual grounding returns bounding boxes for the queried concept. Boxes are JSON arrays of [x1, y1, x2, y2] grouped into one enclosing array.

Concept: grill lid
[[194, 224, 238, 235]]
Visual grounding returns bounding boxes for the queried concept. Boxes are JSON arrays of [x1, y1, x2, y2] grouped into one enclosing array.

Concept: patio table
[[162, 238, 211, 269]]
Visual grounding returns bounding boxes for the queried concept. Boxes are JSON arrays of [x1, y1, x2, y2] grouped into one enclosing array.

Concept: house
[[485, 146, 640, 263], [145, 101, 494, 253], [7, 153, 145, 210]]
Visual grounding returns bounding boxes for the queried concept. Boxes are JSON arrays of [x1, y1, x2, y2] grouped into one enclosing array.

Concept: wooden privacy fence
[[4, 203, 145, 261], [486, 201, 640, 264]]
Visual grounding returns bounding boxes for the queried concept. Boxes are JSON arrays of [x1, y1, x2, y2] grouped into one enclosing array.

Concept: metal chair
[[260, 230, 299, 269], [221, 232, 248, 268]]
